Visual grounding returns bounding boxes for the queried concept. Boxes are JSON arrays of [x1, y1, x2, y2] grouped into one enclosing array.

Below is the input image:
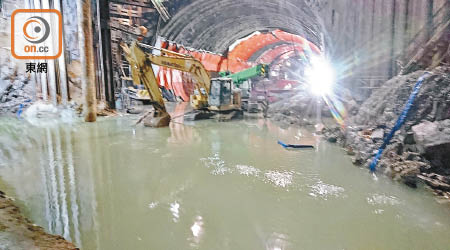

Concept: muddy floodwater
[[1, 115, 450, 250]]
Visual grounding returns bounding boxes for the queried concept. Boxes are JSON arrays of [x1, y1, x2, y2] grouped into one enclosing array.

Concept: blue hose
[[16, 104, 24, 119], [278, 140, 314, 149], [369, 72, 430, 171], [15, 100, 31, 119]]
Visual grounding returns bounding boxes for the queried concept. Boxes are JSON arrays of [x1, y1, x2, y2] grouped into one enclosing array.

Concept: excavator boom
[[220, 64, 269, 86], [147, 52, 211, 95], [138, 42, 211, 99], [121, 42, 170, 127], [121, 42, 166, 112], [121, 41, 242, 124]]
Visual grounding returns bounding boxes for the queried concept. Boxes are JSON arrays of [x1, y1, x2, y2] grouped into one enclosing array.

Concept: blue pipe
[[369, 72, 430, 171], [278, 140, 314, 149]]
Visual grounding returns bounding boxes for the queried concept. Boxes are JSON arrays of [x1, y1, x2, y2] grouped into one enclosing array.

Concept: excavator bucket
[[121, 42, 171, 128], [143, 112, 171, 128]]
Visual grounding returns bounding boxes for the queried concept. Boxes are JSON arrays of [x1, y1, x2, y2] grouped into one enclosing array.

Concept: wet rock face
[[0, 67, 33, 116], [0, 63, 33, 116], [352, 69, 450, 129], [332, 66, 450, 201], [412, 120, 450, 169]]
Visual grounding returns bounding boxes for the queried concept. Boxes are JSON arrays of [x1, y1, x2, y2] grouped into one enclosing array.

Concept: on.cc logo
[[23, 16, 51, 44], [11, 9, 62, 60]]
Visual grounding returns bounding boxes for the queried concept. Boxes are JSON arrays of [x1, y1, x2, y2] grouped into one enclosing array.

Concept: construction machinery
[[219, 64, 269, 87], [220, 64, 269, 112], [121, 41, 242, 127]]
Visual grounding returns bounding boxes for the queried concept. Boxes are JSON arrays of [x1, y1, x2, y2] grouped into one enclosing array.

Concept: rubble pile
[[268, 91, 333, 126], [325, 67, 450, 201], [0, 64, 33, 116]]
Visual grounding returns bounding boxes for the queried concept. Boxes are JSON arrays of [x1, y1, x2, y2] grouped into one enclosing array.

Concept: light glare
[[305, 57, 335, 96]]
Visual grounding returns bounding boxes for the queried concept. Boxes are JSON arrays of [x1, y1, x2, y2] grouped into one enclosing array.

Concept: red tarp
[[256, 44, 306, 64], [154, 30, 321, 100]]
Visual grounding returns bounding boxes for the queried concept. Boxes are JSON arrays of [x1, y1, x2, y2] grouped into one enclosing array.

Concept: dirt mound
[[0, 190, 77, 249]]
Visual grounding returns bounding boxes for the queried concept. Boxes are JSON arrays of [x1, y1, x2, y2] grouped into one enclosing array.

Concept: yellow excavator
[[121, 41, 242, 127]]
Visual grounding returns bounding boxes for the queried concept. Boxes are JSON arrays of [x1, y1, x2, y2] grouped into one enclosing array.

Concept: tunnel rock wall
[[160, 0, 324, 54], [62, 0, 80, 61], [317, 0, 450, 100]]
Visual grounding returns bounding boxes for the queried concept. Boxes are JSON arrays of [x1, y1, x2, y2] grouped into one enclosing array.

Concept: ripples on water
[[264, 171, 294, 188], [1, 117, 450, 250], [235, 164, 260, 177], [308, 181, 345, 200], [201, 154, 297, 189], [170, 201, 181, 222], [367, 193, 401, 206], [200, 153, 232, 175], [201, 153, 346, 200]]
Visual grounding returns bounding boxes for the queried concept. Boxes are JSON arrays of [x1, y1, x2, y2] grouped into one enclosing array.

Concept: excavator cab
[[208, 78, 241, 111], [209, 78, 232, 107]]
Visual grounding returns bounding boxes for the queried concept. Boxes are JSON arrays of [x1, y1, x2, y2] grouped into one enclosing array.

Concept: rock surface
[[274, 67, 450, 201], [268, 91, 334, 127], [412, 120, 450, 169], [0, 63, 34, 116], [336, 67, 450, 201]]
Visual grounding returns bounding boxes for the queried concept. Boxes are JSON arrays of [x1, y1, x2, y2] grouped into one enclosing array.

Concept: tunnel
[[0, 0, 450, 249], [159, 0, 324, 53]]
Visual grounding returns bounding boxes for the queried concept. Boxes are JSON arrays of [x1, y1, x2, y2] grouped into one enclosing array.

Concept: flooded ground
[[0, 115, 450, 250]]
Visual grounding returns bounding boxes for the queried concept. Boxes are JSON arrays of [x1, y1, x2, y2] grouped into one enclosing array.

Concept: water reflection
[[264, 171, 294, 188], [26, 126, 83, 246], [170, 201, 181, 222], [0, 116, 450, 249], [188, 215, 204, 247], [308, 180, 345, 200], [266, 232, 290, 250], [0, 119, 109, 249]]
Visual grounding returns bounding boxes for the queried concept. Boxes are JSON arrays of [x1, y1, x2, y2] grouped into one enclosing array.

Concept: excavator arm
[[134, 42, 211, 109], [121, 42, 171, 127], [149, 49, 211, 95], [121, 41, 240, 125], [220, 64, 269, 87], [121, 42, 167, 114]]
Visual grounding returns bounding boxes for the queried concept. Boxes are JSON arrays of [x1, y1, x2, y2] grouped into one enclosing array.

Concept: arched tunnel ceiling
[[160, 0, 323, 54]]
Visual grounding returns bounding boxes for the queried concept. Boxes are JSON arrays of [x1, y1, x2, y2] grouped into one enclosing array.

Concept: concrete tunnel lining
[[160, 0, 324, 54]]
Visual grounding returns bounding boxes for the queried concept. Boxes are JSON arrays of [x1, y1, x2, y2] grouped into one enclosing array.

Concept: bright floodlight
[[305, 56, 335, 96]]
